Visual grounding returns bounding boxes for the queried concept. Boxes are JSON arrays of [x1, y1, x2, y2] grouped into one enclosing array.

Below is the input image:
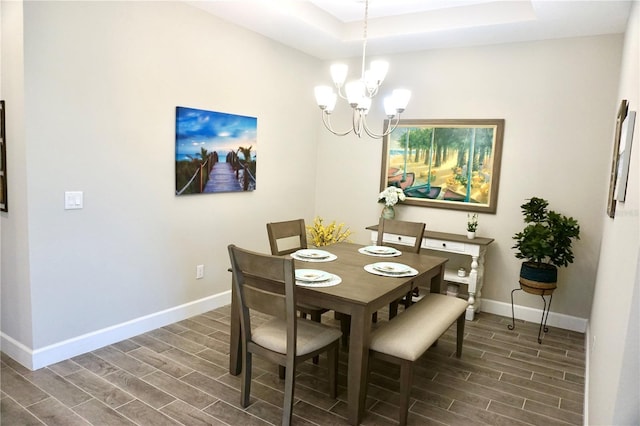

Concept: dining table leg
[[430, 264, 446, 294], [347, 305, 371, 425], [229, 281, 242, 375]]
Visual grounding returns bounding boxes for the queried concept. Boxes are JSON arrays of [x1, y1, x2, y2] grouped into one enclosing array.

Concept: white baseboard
[[2, 292, 586, 371], [1, 291, 231, 371], [481, 298, 588, 333]]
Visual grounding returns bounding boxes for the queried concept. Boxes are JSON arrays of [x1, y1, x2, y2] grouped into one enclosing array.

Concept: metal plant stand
[[508, 283, 554, 344]]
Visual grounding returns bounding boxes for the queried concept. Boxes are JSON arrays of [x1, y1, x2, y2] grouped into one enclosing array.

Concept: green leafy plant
[[467, 213, 478, 232], [512, 197, 580, 267]]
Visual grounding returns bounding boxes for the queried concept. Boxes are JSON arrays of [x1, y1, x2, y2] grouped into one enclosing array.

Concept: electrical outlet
[[196, 264, 204, 279]]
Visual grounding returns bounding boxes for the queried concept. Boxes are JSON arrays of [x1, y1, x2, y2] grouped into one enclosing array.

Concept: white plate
[[294, 249, 331, 259], [364, 263, 418, 278], [359, 246, 401, 257], [291, 250, 337, 263], [296, 274, 342, 288], [372, 262, 411, 274], [365, 246, 397, 254], [295, 269, 330, 283]]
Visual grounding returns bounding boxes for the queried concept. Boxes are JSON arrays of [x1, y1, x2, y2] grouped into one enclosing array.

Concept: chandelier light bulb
[[345, 81, 365, 107], [392, 89, 412, 112], [383, 96, 397, 118], [325, 92, 337, 113], [369, 60, 389, 84], [358, 97, 372, 114], [330, 64, 348, 87], [314, 85, 334, 110]]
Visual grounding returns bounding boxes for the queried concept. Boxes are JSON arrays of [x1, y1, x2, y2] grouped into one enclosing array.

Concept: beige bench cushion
[[253, 318, 342, 356], [370, 294, 468, 361]]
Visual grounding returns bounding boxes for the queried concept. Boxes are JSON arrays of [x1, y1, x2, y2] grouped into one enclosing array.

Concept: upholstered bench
[[368, 294, 468, 426]]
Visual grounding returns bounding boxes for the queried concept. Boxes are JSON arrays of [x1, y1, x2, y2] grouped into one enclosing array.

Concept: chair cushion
[[370, 294, 468, 361], [253, 318, 342, 356]]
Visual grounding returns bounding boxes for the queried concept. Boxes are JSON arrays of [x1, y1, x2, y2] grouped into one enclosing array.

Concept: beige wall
[[2, 1, 322, 357], [1, 0, 33, 352], [587, 2, 639, 424], [1, 11, 636, 423], [315, 35, 623, 320]]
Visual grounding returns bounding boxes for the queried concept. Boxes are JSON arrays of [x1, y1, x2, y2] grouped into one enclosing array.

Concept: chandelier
[[313, 0, 411, 138]]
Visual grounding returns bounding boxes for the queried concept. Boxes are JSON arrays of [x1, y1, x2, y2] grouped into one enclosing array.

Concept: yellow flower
[[306, 216, 352, 247]]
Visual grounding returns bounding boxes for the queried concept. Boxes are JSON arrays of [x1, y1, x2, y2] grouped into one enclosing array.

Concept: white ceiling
[[187, 0, 632, 60]]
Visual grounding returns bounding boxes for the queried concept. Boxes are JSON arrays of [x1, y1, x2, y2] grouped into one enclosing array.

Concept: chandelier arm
[[321, 111, 355, 137], [362, 114, 401, 139], [353, 110, 365, 138], [336, 85, 348, 101]]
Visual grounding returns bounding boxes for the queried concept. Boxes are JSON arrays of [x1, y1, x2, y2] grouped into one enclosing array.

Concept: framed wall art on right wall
[[614, 109, 636, 203], [1, 100, 6, 213], [606, 99, 629, 218]]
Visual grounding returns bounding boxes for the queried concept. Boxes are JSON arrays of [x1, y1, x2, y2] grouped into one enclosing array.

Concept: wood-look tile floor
[[1, 305, 585, 425]]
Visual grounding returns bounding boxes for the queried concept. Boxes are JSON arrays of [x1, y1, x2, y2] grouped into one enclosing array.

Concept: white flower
[[378, 186, 406, 207]]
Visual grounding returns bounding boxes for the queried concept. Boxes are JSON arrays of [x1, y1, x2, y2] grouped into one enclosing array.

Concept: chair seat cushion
[[253, 318, 342, 356], [370, 294, 468, 361]]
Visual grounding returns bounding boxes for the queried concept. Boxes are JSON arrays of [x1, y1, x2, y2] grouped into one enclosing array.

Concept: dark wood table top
[[292, 242, 448, 309]]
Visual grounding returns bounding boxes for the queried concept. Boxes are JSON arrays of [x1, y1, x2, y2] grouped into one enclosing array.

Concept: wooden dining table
[[228, 242, 448, 425]]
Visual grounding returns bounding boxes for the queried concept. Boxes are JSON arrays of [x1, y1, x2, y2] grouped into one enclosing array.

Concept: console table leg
[[466, 255, 479, 321]]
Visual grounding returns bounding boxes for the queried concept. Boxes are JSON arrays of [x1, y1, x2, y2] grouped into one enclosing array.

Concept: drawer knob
[[398, 236, 402, 241], [442, 243, 447, 247]]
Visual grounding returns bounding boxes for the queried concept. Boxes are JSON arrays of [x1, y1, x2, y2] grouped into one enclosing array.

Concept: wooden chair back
[[376, 217, 425, 253], [228, 245, 297, 345], [266, 219, 307, 256]]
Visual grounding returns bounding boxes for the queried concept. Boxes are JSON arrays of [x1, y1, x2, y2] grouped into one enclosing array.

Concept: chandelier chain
[[361, 0, 369, 79]]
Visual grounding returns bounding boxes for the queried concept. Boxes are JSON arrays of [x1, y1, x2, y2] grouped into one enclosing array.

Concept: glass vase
[[381, 205, 395, 220]]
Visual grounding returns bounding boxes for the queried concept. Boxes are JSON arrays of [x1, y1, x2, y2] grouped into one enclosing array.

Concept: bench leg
[[456, 313, 465, 358], [398, 359, 414, 426]]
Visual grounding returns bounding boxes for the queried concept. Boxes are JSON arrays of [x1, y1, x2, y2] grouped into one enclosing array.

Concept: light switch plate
[[65, 191, 83, 210]]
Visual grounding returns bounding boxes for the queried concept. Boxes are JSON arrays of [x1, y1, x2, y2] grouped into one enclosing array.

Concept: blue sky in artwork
[[175, 107, 257, 161]]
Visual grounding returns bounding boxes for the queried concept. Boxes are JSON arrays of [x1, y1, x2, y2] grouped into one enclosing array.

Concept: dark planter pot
[[519, 262, 557, 295]]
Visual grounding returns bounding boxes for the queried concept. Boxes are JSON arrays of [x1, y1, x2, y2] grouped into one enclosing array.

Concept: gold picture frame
[[380, 119, 505, 213]]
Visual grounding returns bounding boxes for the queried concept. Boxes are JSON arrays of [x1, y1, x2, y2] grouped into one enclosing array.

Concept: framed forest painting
[[381, 119, 504, 213]]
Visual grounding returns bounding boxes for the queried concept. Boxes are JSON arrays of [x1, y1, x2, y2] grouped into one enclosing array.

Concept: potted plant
[[512, 197, 580, 295], [466, 213, 478, 239]]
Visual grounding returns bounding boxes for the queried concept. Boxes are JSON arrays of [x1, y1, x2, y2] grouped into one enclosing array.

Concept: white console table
[[368, 227, 494, 321]]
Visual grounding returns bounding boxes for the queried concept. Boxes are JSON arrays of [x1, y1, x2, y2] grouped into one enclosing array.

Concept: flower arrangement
[[467, 213, 478, 232], [306, 216, 352, 247], [378, 186, 406, 207]]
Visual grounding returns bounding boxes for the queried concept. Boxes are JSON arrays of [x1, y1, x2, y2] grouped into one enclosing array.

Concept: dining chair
[[375, 217, 426, 320], [267, 219, 330, 323], [228, 245, 341, 426]]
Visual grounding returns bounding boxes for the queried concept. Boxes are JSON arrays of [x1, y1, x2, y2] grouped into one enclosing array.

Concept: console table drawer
[[382, 233, 417, 247], [425, 239, 466, 253]]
